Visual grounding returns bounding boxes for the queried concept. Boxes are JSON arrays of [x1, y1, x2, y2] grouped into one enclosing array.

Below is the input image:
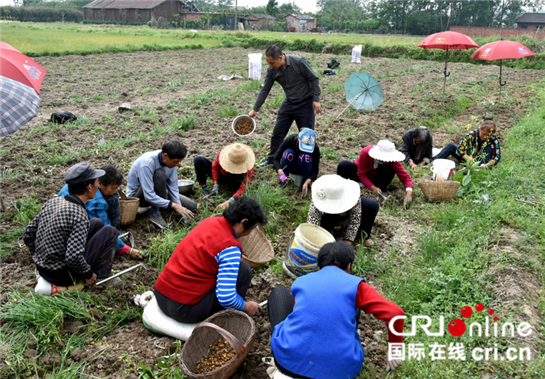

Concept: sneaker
[[148, 207, 166, 228], [257, 159, 272, 168]]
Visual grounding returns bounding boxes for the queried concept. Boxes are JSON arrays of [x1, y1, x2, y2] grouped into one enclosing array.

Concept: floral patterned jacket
[[457, 129, 501, 162], [307, 201, 361, 242]]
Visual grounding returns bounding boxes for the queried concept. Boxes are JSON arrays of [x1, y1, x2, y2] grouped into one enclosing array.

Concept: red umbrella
[[418, 31, 479, 102], [0, 41, 47, 95], [471, 40, 534, 104]]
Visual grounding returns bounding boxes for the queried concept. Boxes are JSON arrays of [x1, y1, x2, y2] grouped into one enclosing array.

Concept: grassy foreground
[[353, 81, 545, 378]]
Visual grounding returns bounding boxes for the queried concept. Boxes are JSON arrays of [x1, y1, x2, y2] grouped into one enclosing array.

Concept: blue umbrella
[[337, 72, 384, 118], [0, 75, 42, 137]]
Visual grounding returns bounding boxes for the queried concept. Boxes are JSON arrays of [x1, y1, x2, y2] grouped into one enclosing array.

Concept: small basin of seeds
[[234, 119, 254, 135], [193, 338, 236, 374]]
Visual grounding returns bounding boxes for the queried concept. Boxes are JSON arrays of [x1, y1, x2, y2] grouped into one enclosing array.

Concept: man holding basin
[[248, 45, 321, 168]]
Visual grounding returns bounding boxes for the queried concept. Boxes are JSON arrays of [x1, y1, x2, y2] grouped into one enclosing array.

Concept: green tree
[[266, 0, 278, 16]]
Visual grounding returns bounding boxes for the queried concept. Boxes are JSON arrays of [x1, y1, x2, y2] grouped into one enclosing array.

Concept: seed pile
[[193, 338, 236, 374], [234, 119, 254, 135]]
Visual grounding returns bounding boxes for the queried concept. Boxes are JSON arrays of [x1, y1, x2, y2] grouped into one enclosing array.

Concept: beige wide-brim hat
[[369, 140, 406, 162], [312, 175, 360, 215], [219, 143, 255, 174]]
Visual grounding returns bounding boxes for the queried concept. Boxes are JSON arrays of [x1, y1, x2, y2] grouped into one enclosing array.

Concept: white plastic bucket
[[288, 224, 335, 267], [232, 115, 256, 137], [431, 159, 455, 180]]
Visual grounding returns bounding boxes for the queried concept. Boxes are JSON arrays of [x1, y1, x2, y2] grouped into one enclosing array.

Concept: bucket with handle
[[284, 223, 335, 278], [431, 159, 455, 180]]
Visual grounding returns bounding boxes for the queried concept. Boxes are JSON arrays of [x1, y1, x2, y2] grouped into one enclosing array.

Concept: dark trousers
[[104, 191, 120, 229], [320, 198, 379, 241], [268, 98, 315, 160], [337, 160, 396, 193], [281, 149, 312, 182], [268, 286, 312, 379], [435, 143, 495, 165], [194, 156, 245, 195], [155, 260, 252, 324], [134, 169, 197, 212], [37, 218, 118, 287], [434, 143, 462, 161]]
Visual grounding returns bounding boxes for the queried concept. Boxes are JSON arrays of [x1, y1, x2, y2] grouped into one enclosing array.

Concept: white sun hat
[[368, 140, 406, 162], [311, 175, 361, 214]]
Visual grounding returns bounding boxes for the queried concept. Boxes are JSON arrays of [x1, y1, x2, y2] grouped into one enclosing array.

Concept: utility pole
[[235, 0, 238, 31]]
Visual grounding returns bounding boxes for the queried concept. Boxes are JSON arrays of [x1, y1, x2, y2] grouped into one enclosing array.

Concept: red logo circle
[[448, 319, 467, 337], [475, 303, 484, 312], [461, 306, 473, 318]]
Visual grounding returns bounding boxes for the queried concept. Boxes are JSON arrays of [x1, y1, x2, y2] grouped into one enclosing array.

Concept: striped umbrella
[[1, 75, 42, 137]]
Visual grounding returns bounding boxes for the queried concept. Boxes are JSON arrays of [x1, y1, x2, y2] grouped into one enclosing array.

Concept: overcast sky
[[0, 0, 319, 12]]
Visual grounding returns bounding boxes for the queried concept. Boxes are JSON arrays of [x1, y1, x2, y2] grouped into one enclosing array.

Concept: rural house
[[515, 13, 545, 29], [247, 13, 277, 29], [83, 0, 201, 24], [285, 13, 316, 32]]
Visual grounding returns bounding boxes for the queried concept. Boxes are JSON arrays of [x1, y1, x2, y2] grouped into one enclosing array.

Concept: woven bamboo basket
[[119, 197, 140, 225], [238, 225, 275, 268], [210, 214, 274, 267], [418, 174, 461, 202], [179, 310, 256, 379]]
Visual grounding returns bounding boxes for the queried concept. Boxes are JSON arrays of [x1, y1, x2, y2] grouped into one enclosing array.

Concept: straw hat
[[219, 143, 255, 174], [312, 175, 360, 214], [369, 140, 405, 162]]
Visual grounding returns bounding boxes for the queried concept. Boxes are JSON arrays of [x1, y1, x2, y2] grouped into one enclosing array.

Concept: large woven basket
[[418, 180, 461, 202], [238, 225, 275, 268], [179, 310, 256, 379], [120, 197, 140, 225]]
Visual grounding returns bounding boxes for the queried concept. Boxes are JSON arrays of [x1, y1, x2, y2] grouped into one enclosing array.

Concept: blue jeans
[[281, 148, 312, 182]]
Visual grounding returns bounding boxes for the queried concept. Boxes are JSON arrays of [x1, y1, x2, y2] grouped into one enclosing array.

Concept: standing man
[[127, 139, 197, 227], [248, 45, 321, 167]]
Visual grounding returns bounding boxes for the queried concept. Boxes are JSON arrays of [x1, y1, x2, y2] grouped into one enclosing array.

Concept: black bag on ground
[[49, 112, 77, 124], [327, 60, 340, 69]]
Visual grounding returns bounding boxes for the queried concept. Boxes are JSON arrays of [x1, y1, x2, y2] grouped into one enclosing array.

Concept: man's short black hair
[[265, 45, 283, 60], [162, 139, 187, 160], [415, 126, 430, 144], [100, 165, 123, 186], [223, 196, 268, 232], [317, 242, 356, 271], [68, 178, 96, 195]]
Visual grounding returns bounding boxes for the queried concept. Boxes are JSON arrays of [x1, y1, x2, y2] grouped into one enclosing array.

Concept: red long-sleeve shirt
[[354, 145, 413, 190], [356, 281, 405, 343], [212, 150, 254, 198]]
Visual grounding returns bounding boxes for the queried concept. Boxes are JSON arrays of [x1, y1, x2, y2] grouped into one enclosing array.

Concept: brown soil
[[234, 119, 254, 135], [194, 338, 236, 374], [0, 47, 543, 379]]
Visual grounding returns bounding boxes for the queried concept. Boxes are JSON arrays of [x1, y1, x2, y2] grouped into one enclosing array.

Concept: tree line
[[317, 0, 545, 35]]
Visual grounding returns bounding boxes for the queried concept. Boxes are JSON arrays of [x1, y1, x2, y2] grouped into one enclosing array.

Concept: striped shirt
[[215, 246, 245, 311]]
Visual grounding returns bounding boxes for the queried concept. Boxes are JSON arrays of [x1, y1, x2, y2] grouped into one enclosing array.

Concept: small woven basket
[[120, 197, 140, 225], [418, 174, 461, 202], [238, 225, 275, 268], [179, 310, 256, 379]]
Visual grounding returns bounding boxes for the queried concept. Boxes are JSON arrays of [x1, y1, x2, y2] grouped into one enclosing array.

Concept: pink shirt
[[354, 145, 413, 189]]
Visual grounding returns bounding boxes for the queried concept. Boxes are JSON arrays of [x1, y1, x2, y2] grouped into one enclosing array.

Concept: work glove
[[279, 172, 287, 183], [203, 184, 219, 200]]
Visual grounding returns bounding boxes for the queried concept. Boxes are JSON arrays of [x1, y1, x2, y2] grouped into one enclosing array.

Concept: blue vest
[[271, 266, 364, 379]]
